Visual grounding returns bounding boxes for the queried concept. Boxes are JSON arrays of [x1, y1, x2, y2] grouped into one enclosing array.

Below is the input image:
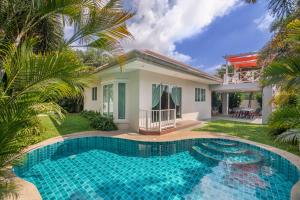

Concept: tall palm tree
[[245, 0, 300, 66], [0, 40, 95, 199], [0, 1, 134, 198], [260, 55, 300, 90], [245, 0, 299, 19], [0, 0, 134, 53]]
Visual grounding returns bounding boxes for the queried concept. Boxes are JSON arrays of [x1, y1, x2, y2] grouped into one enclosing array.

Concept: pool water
[[14, 137, 300, 200]]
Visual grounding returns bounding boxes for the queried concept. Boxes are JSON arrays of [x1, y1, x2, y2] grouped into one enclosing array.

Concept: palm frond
[[268, 0, 298, 19], [276, 128, 300, 143], [260, 55, 300, 89]]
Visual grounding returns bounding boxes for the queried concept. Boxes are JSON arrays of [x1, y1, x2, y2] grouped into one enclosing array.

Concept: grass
[[31, 114, 95, 144], [194, 120, 300, 156]]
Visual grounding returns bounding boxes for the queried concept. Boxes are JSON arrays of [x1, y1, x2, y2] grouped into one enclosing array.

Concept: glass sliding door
[[103, 84, 113, 117], [151, 84, 182, 121], [170, 86, 182, 118]]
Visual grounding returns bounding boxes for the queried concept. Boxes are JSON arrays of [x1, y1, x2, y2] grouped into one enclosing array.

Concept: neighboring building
[[211, 52, 275, 123], [83, 50, 222, 133]]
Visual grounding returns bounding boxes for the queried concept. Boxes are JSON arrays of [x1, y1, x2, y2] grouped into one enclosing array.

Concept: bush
[[80, 111, 118, 131], [229, 93, 241, 109], [255, 93, 262, 108], [212, 92, 222, 113], [90, 115, 118, 131], [80, 110, 101, 120], [268, 105, 300, 135]]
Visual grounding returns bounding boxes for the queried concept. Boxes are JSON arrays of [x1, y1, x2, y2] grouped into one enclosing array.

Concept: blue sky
[[123, 0, 274, 74], [176, 1, 273, 73]]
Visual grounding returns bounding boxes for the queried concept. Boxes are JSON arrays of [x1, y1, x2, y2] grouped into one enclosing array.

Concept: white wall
[[83, 82, 102, 112], [84, 69, 213, 132], [139, 70, 212, 120], [127, 71, 140, 131], [83, 71, 139, 130]]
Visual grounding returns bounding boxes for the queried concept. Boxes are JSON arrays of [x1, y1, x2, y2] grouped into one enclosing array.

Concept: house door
[[152, 84, 182, 119]]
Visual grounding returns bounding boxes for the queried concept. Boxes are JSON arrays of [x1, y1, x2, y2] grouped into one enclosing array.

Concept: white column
[[262, 86, 273, 124], [222, 93, 229, 115]]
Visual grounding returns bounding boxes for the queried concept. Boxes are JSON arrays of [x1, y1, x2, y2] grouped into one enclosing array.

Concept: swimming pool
[[14, 137, 300, 200]]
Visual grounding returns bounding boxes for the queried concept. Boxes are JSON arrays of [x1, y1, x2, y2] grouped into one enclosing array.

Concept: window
[[195, 88, 206, 102], [201, 88, 206, 101], [103, 84, 113, 116], [92, 87, 97, 101], [118, 83, 126, 119]]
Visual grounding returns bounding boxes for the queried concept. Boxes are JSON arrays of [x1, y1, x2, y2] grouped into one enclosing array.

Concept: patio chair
[[231, 107, 239, 118]]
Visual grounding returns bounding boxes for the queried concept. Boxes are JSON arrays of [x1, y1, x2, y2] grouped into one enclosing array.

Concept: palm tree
[[245, 0, 299, 19], [245, 0, 299, 66], [276, 128, 300, 151], [0, 0, 133, 53], [0, 40, 95, 199], [260, 54, 300, 150], [260, 55, 300, 90], [0, 1, 134, 198]]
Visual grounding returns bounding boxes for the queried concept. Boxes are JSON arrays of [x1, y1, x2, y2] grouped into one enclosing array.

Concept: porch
[[138, 109, 201, 135]]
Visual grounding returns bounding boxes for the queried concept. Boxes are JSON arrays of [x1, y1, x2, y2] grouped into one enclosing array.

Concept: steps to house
[[190, 141, 263, 165]]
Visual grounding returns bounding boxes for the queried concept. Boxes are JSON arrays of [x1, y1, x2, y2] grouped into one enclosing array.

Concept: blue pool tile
[[13, 137, 300, 200]]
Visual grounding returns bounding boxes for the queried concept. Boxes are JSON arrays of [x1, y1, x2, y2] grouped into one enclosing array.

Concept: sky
[[65, 0, 274, 74], [122, 0, 274, 74]]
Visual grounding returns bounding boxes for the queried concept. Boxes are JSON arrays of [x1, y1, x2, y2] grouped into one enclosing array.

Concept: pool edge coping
[[13, 130, 300, 200]]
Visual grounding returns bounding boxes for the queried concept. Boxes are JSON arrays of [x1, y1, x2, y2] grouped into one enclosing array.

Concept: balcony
[[223, 69, 261, 84]]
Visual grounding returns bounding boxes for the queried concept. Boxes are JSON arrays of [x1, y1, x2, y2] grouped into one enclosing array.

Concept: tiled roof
[[97, 49, 222, 83]]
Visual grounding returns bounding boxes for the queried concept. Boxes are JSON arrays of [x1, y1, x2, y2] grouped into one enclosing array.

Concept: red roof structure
[[225, 53, 258, 69]]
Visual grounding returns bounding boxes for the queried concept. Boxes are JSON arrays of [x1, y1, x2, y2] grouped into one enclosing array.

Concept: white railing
[[139, 109, 176, 132], [224, 69, 261, 84]]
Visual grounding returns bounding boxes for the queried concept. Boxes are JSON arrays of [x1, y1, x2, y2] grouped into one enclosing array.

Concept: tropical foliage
[[0, 0, 133, 52], [229, 93, 242, 109], [0, 0, 133, 198], [0, 40, 94, 199], [80, 111, 118, 131], [245, 0, 300, 149]]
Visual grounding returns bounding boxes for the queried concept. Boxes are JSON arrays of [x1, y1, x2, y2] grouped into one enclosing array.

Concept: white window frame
[[102, 83, 114, 117], [100, 80, 128, 122], [195, 88, 206, 102], [92, 87, 97, 101]]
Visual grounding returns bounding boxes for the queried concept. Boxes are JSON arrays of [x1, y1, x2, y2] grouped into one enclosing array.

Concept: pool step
[[190, 145, 263, 165], [210, 140, 238, 147], [200, 142, 247, 155]]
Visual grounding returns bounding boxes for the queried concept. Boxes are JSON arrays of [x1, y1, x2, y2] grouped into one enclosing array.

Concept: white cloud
[[124, 0, 239, 62], [198, 63, 222, 74], [254, 13, 274, 32]]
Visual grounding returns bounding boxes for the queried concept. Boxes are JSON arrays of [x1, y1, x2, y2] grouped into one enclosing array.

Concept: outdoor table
[[239, 108, 255, 119]]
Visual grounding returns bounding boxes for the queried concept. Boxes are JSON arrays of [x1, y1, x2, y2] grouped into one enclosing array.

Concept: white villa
[[83, 50, 273, 134], [83, 50, 222, 133]]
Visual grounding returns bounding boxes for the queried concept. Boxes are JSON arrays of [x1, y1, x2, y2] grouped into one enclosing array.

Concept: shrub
[[212, 92, 222, 113], [229, 93, 241, 109], [268, 105, 300, 135], [80, 110, 101, 121], [80, 111, 118, 131], [90, 115, 118, 131], [255, 93, 262, 108]]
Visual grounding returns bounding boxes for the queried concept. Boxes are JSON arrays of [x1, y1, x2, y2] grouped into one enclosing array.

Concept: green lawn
[[31, 114, 95, 144], [194, 120, 300, 156]]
